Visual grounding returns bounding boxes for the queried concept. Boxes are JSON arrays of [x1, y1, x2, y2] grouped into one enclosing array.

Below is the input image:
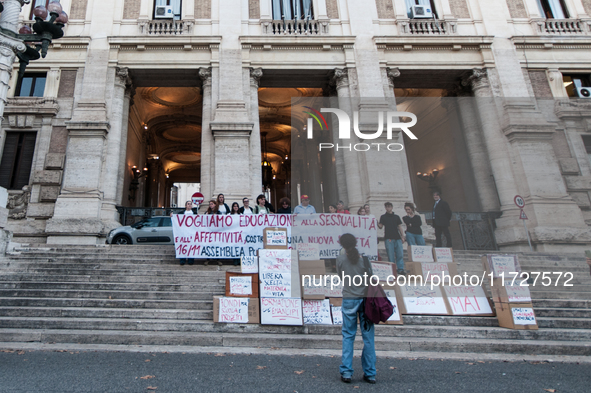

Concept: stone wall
[[449, 0, 471, 18], [70, 0, 88, 20], [375, 0, 395, 18], [196, 0, 212, 19], [326, 0, 339, 18], [506, 0, 528, 18], [123, 0, 141, 20]]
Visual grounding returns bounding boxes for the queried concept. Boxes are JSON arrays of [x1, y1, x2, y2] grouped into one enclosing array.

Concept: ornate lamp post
[[0, 0, 67, 118]]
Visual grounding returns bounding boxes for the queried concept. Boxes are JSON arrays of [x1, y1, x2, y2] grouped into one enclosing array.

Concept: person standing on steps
[[337, 233, 376, 385], [403, 202, 425, 246], [432, 191, 453, 248], [239, 198, 254, 214], [378, 202, 406, 275], [171, 201, 196, 266], [216, 193, 230, 214], [293, 195, 316, 215]]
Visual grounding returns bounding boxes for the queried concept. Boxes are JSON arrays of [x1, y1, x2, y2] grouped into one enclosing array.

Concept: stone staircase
[[0, 245, 590, 359]]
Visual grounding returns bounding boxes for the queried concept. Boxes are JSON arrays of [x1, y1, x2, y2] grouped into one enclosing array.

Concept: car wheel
[[113, 235, 132, 245]]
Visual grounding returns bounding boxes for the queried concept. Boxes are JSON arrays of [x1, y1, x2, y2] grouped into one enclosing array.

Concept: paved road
[[0, 350, 587, 392]]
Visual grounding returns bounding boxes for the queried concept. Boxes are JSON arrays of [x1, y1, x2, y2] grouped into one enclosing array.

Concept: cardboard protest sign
[[260, 297, 303, 325], [172, 214, 292, 259], [371, 261, 395, 282], [213, 296, 259, 324], [263, 227, 288, 249], [323, 275, 343, 297], [225, 272, 259, 298], [258, 249, 292, 273], [381, 284, 403, 324], [297, 243, 320, 260], [303, 299, 333, 325], [408, 245, 434, 262], [329, 298, 343, 325], [496, 302, 538, 330], [240, 256, 258, 274], [433, 247, 454, 262], [443, 285, 494, 316], [229, 275, 252, 296], [259, 271, 292, 297], [482, 255, 521, 278], [300, 260, 326, 300], [491, 279, 532, 303], [407, 262, 459, 282], [399, 285, 450, 315], [291, 214, 378, 258]]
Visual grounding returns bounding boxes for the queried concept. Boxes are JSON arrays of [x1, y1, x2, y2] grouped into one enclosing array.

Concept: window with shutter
[[16, 73, 46, 97], [0, 132, 37, 190]]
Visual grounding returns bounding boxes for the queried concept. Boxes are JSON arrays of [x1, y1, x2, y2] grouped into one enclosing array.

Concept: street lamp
[[0, 0, 67, 117]]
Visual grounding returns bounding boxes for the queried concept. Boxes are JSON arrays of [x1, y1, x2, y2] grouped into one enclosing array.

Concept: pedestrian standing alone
[[217, 193, 230, 214], [432, 191, 453, 247], [337, 233, 376, 384], [403, 202, 426, 246]]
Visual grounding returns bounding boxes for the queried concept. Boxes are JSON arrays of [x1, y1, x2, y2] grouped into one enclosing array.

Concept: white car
[[106, 216, 173, 245]]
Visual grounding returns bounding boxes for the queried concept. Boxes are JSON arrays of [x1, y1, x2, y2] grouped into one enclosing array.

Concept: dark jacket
[[432, 199, 452, 227], [239, 206, 253, 214], [218, 203, 231, 214], [277, 206, 291, 214]]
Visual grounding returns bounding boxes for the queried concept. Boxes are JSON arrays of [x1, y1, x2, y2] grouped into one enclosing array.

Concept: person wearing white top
[[171, 201, 196, 266]]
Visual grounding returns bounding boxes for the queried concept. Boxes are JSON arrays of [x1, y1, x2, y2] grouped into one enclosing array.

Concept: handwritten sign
[[409, 245, 434, 262], [512, 307, 536, 325], [443, 285, 493, 315], [331, 306, 342, 325], [302, 274, 326, 298], [260, 272, 292, 297], [323, 275, 343, 297], [260, 297, 303, 325], [371, 262, 395, 282], [383, 288, 402, 323], [434, 248, 453, 263], [400, 285, 449, 315], [421, 262, 450, 281], [240, 256, 258, 274], [297, 243, 320, 260], [265, 228, 287, 246], [303, 299, 333, 325], [486, 255, 521, 278], [259, 249, 292, 273], [218, 297, 249, 323], [505, 282, 532, 303], [229, 276, 252, 296]]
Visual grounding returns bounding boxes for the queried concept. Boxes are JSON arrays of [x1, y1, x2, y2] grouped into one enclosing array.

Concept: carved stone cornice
[[249, 67, 263, 88], [198, 67, 212, 88], [329, 68, 349, 90], [5, 97, 60, 117], [386, 67, 400, 88], [461, 68, 489, 92]]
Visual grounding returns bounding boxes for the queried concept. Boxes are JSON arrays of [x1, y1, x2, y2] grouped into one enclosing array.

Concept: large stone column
[[199, 67, 213, 206], [328, 68, 350, 205], [248, 68, 263, 200]]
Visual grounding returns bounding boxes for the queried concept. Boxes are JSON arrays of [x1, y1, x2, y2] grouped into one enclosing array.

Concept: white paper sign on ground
[[371, 262, 394, 281], [487, 255, 521, 278], [241, 256, 258, 274], [229, 276, 252, 296], [382, 288, 402, 322], [434, 248, 453, 262], [421, 262, 450, 282], [323, 275, 343, 297], [266, 230, 287, 246], [505, 282, 532, 303], [297, 243, 320, 260], [400, 285, 448, 315], [443, 285, 493, 315], [303, 299, 333, 325], [260, 297, 303, 325], [259, 272, 291, 297], [410, 245, 434, 262], [331, 306, 342, 325], [258, 249, 292, 273], [218, 297, 249, 323], [512, 307, 536, 325]]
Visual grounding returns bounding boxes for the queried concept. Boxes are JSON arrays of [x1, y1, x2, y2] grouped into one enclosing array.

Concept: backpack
[[362, 256, 394, 324]]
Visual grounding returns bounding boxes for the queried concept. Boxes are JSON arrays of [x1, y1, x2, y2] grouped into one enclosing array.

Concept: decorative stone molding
[[330, 68, 349, 90], [249, 67, 263, 88], [386, 67, 400, 88], [399, 19, 457, 35], [198, 67, 212, 87], [7, 186, 30, 220], [461, 68, 489, 92]]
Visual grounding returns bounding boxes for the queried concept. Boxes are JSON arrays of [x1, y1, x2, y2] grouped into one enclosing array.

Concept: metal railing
[[400, 19, 456, 35]]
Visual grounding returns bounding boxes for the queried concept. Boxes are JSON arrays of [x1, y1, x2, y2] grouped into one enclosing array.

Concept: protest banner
[[260, 297, 303, 325], [240, 256, 258, 274], [399, 285, 450, 315], [297, 243, 320, 260], [225, 272, 259, 298], [482, 255, 521, 278], [303, 299, 333, 325], [408, 245, 434, 262], [213, 296, 259, 324], [172, 213, 377, 259], [433, 248, 454, 262], [443, 285, 494, 316]]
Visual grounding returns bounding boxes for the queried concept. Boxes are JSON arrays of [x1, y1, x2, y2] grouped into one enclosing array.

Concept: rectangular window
[[538, 0, 569, 19], [154, 0, 182, 20], [563, 74, 591, 98], [406, 0, 439, 19], [272, 0, 314, 20], [0, 132, 37, 190], [16, 73, 46, 97]]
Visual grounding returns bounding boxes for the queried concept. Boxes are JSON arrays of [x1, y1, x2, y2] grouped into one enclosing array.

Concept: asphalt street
[[0, 350, 587, 393]]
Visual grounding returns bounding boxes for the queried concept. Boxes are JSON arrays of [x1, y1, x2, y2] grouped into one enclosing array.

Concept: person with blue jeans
[[403, 202, 426, 246], [336, 233, 376, 384], [378, 202, 406, 275]]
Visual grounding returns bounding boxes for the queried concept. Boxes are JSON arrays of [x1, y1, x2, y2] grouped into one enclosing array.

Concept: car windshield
[[131, 218, 161, 228]]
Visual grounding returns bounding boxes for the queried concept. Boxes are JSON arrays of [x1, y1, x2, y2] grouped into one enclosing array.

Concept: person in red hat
[[293, 194, 316, 214]]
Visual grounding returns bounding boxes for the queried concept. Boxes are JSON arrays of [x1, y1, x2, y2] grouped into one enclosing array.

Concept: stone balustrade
[[262, 19, 328, 35], [535, 19, 590, 35], [399, 19, 457, 35], [139, 20, 192, 35]]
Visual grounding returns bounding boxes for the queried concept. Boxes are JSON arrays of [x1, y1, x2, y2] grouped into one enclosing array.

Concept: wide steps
[[0, 289, 222, 300], [0, 297, 212, 310]]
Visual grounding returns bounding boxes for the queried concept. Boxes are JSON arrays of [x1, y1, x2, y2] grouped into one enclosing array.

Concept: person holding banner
[[230, 202, 240, 215], [239, 198, 254, 214], [172, 201, 196, 266], [254, 194, 272, 214], [337, 233, 376, 384], [357, 207, 367, 216], [277, 197, 291, 214], [205, 200, 221, 215], [378, 202, 406, 275], [328, 204, 337, 213], [293, 195, 316, 214], [337, 201, 350, 214], [403, 202, 425, 246], [216, 194, 230, 214]]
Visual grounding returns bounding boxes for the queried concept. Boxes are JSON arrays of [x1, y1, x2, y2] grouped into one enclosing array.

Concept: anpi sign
[[307, 109, 418, 152]]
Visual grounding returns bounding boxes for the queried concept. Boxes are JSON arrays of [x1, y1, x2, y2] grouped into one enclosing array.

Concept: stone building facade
[[1, 0, 591, 251]]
